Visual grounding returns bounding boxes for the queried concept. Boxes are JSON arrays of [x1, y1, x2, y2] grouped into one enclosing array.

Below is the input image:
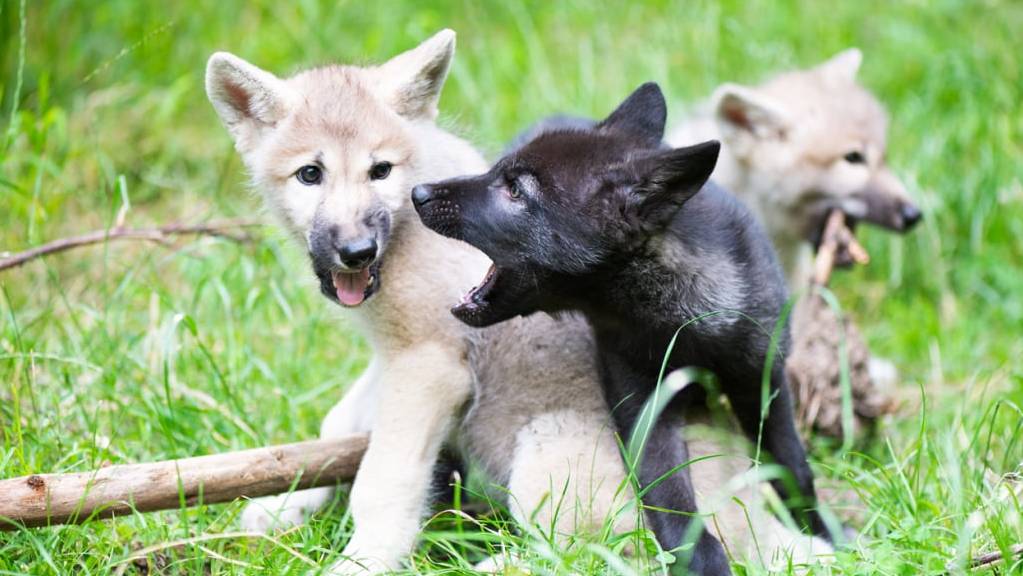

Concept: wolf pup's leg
[[504, 409, 635, 536], [473, 408, 634, 573], [600, 353, 732, 576], [240, 361, 380, 532], [328, 343, 471, 575], [722, 362, 831, 540]]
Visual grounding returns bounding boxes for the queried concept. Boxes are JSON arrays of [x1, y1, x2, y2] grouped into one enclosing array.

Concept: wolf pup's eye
[[296, 165, 323, 185], [507, 177, 524, 200], [843, 151, 866, 164], [369, 161, 393, 181]]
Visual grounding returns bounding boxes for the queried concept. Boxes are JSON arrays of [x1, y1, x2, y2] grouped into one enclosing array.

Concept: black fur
[[414, 83, 836, 575]]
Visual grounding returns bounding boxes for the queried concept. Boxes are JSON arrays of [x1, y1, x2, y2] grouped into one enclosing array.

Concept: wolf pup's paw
[[240, 487, 334, 532]]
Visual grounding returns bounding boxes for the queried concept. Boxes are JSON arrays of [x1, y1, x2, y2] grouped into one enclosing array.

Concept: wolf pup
[[206, 31, 496, 573], [414, 83, 833, 574], [668, 49, 921, 288]]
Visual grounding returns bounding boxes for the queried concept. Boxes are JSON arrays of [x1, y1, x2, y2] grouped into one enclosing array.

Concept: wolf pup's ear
[[374, 29, 456, 120], [622, 140, 720, 229], [205, 52, 292, 152], [597, 82, 667, 147], [713, 83, 788, 156], [816, 48, 863, 85]]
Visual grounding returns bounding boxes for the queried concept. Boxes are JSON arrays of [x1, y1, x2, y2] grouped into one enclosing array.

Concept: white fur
[[686, 422, 834, 571], [505, 410, 634, 537]]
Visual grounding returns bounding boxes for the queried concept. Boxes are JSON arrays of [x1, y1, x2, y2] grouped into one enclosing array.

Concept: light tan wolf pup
[[669, 49, 921, 399], [668, 49, 921, 289]]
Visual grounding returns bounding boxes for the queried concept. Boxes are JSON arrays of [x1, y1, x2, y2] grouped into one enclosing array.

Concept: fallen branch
[[0, 218, 265, 273], [0, 434, 368, 530]]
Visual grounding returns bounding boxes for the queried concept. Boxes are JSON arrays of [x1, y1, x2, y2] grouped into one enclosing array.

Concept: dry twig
[[812, 210, 870, 286], [0, 218, 264, 273]]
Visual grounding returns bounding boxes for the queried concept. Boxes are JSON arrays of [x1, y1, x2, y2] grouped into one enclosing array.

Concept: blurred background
[[1, 0, 1021, 573]]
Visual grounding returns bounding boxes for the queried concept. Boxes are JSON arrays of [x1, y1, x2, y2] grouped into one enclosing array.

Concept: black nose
[[411, 184, 434, 208], [338, 237, 378, 269], [900, 203, 923, 229]]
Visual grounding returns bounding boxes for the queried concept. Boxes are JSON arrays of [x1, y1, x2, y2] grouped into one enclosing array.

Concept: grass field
[[2, 0, 1022, 573]]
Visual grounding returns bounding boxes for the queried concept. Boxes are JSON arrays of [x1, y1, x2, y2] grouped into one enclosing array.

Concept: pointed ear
[[712, 83, 789, 155], [816, 48, 862, 85], [622, 140, 720, 229], [373, 29, 456, 120], [597, 82, 666, 147], [205, 52, 292, 151]]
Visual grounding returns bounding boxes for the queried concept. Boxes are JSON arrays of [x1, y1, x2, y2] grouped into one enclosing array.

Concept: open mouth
[[453, 263, 498, 318], [329, 262, 381, 307]]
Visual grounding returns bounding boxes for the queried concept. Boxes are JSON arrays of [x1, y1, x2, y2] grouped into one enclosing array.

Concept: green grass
[[1, 0, 1022, 573]]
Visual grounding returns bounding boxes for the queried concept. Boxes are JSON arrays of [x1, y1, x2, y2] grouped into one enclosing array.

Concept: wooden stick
[[0, 218, 265, 273], [0, 434, 368, 530], [812, 210, 870, 287]]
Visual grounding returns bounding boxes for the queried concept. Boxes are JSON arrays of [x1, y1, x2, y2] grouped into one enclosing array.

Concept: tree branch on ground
[[0, 435, 368, 530], [0, 218, 265, 273]]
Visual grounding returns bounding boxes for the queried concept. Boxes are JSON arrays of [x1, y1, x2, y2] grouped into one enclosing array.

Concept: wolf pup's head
[[713, 48, 921, 242], [206, 30, 457, 307], [414, 83, 719, 327]]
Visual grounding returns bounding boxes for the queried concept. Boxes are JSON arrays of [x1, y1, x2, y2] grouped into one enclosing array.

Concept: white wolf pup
[[668, 49, 922, 288], [207, 31, 492, 573], [206, 31, 829, 574]]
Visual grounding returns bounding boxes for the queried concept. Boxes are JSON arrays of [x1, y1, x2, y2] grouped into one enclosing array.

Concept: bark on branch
[[0, 435, 368, 530]]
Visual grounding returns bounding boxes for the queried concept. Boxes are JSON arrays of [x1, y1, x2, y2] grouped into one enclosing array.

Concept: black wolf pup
[[413, 83, 833, 574]]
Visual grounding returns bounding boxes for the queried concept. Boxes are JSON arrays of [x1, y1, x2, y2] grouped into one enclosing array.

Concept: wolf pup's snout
[[413, 182, 467, 241], [310, 225, 380, 269], [851, 181, 924, 233], [308, 224, 383, 308]]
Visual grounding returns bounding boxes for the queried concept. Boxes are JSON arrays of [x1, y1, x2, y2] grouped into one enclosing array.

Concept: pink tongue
[[333, 269, 370, 306]]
